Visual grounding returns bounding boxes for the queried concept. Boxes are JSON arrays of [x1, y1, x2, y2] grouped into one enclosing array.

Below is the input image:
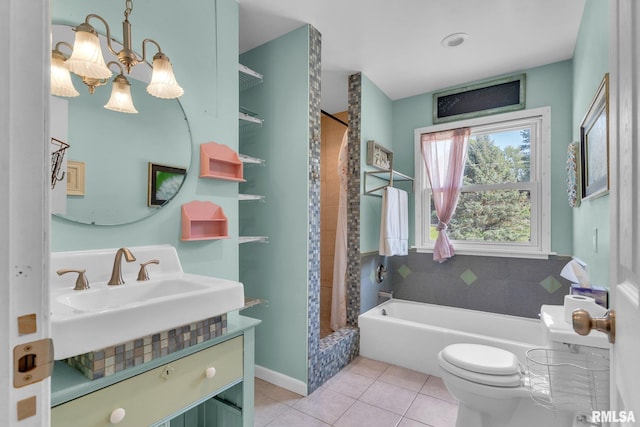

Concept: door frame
[[1, 0, 51, 425]]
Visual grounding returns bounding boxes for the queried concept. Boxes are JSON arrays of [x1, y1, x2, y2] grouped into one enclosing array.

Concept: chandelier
[[50, 0, 183, 114]]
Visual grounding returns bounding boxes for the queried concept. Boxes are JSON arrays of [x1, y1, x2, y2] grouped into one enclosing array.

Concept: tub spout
[[378, 290, 393, 300], [108, 248, 136, 286]]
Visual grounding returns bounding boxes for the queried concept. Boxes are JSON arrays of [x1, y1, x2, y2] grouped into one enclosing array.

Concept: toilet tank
[[539, 305, 610, 357]]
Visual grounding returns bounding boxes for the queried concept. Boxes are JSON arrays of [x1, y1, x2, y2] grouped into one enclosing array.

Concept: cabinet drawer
[[52, 336, 243, 427]]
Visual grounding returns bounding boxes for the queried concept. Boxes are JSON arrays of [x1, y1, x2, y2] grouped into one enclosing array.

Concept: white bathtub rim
[[360, 298, 541, 325], [358, 298, 544, 376]]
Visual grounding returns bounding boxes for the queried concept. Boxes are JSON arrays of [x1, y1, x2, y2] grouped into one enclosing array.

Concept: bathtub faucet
[[378, 290, 393, 301]]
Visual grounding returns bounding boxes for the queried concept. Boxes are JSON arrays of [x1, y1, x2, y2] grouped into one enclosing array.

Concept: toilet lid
[[438, 352, 523, 387], [441, 343, 520, 375]]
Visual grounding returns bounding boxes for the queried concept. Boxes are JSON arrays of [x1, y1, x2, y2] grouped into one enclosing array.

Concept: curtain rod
[[321, 110, 348, 127]]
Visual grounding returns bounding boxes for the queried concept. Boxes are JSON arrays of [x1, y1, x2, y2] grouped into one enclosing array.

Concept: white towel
[[379, 187, 408, 256]]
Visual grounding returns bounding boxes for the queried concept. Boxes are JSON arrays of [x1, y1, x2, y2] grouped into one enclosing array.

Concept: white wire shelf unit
[[239, 111, 263, 132], [241, 297, 268, 310], [239, 153, 265, 166], [238, 236, 268, 244], [239, 194, 265, 202], [239, 64, 263, 92]]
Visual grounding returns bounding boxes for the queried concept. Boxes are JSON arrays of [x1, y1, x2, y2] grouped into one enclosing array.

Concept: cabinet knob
[[205, 367, 216, 379], [110, 408, 126, 424]]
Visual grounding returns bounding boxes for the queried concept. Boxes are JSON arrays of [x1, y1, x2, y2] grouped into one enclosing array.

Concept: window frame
[[414, 106, 552, 259]]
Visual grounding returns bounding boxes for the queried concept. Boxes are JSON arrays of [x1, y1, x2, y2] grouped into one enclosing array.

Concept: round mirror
[[51, 24, 192, 226]]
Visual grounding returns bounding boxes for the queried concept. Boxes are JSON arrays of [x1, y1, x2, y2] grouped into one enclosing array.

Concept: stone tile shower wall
[[306, 27, 358, 394], [389, 252, 573, 318], [346, 73, 363, 326], [307, 25, 322, 393]]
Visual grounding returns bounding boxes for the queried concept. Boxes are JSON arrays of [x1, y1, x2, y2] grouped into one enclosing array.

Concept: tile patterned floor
[[255, 356, 458, 427]]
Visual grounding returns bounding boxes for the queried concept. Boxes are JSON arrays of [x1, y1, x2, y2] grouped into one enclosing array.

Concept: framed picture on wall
[[66, 160, 85, 196], [366, 140, 393, 170], [148, 163, 187, 207], [580, 73, 609, 200]]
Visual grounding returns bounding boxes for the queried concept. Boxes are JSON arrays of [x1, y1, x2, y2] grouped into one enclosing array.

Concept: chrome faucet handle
[[137, 259, 160, 281], [57, 268, 90, 291]]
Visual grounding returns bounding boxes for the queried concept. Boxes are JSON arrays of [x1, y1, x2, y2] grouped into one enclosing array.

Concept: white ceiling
[[238, 0, 586, 113]]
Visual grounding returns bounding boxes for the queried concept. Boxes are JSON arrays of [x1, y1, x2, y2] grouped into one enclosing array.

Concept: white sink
[[50, 245, 244, 360], [56, 278, 210, 312]]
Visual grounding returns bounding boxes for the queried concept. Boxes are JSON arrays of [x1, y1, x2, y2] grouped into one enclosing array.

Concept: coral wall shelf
[[181, 201, 229, 241], [199, 142, 245, 182]]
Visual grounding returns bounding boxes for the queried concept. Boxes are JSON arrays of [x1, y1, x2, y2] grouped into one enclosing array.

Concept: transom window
[[414, 107, 551, 258]]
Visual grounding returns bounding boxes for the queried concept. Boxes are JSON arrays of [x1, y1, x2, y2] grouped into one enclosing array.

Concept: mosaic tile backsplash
[[65, 314, 227, 380]]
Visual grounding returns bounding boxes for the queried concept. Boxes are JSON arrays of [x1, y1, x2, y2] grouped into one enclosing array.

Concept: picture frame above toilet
[[580, 73, 609, 200]]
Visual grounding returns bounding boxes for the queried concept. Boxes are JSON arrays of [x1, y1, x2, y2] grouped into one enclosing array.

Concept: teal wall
[[360, 75, 394, 253], [51, 0, 240, 281], [571, 0, 609, 287], [391, 61, 574, 255], [239, 26, 311, 385]]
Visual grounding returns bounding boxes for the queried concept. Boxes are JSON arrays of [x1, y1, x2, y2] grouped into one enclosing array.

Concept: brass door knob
[[572, 309, 616, 344]]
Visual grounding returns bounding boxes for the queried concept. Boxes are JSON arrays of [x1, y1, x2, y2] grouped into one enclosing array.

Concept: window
[[414, 107, 551, 258]]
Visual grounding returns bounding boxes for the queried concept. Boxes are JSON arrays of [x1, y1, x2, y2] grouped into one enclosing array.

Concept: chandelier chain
[[124, 0, 133, 20]]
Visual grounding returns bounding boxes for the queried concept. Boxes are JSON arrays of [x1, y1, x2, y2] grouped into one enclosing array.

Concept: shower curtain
[[330, 130, 349, 331]]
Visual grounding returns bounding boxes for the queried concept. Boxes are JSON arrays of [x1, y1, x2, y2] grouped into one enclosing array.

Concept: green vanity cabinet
[[51, 314, 260, 427]]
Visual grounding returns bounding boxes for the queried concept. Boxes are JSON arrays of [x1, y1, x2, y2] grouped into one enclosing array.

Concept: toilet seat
[[438, 343, 523, 387]]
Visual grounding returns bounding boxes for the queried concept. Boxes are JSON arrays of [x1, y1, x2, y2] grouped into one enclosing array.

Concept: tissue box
[[570, 284, 608, 308]]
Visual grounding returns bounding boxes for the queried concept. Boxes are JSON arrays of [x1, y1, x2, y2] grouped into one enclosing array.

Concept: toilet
[[438, 305, 610, 427]]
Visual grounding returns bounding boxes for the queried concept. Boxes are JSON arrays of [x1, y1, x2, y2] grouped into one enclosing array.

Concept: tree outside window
[[416, 107, 551, 258]]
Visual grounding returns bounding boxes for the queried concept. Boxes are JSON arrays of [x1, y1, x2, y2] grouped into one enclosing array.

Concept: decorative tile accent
[[307, 25, 323, 394], [460, 269, 478, 285], [398, 264, 411, 279], [539, 275, 563, 293], [316, 327, 359, 385], [65, 314, 227, 380], [390, 253, 571, 318], [346, 72, 362, 328]]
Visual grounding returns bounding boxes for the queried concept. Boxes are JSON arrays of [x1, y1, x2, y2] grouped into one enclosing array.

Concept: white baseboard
[[254, 365, 308, 396]]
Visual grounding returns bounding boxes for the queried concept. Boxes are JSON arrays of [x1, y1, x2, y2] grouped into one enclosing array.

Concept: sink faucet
[[108, 248, 136, 286]]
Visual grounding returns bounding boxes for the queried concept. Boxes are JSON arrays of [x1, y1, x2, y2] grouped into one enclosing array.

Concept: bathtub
[[358, 299, 546, 376]]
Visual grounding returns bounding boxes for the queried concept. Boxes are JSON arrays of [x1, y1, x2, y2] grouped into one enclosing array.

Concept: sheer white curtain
[[420, 128, 470, 263]]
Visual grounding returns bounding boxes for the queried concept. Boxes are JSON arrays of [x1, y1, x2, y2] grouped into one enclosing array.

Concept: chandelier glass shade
[[105, 73, 139, 114], [50, 43, 80, 97], [65, 26, 113, 80]]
